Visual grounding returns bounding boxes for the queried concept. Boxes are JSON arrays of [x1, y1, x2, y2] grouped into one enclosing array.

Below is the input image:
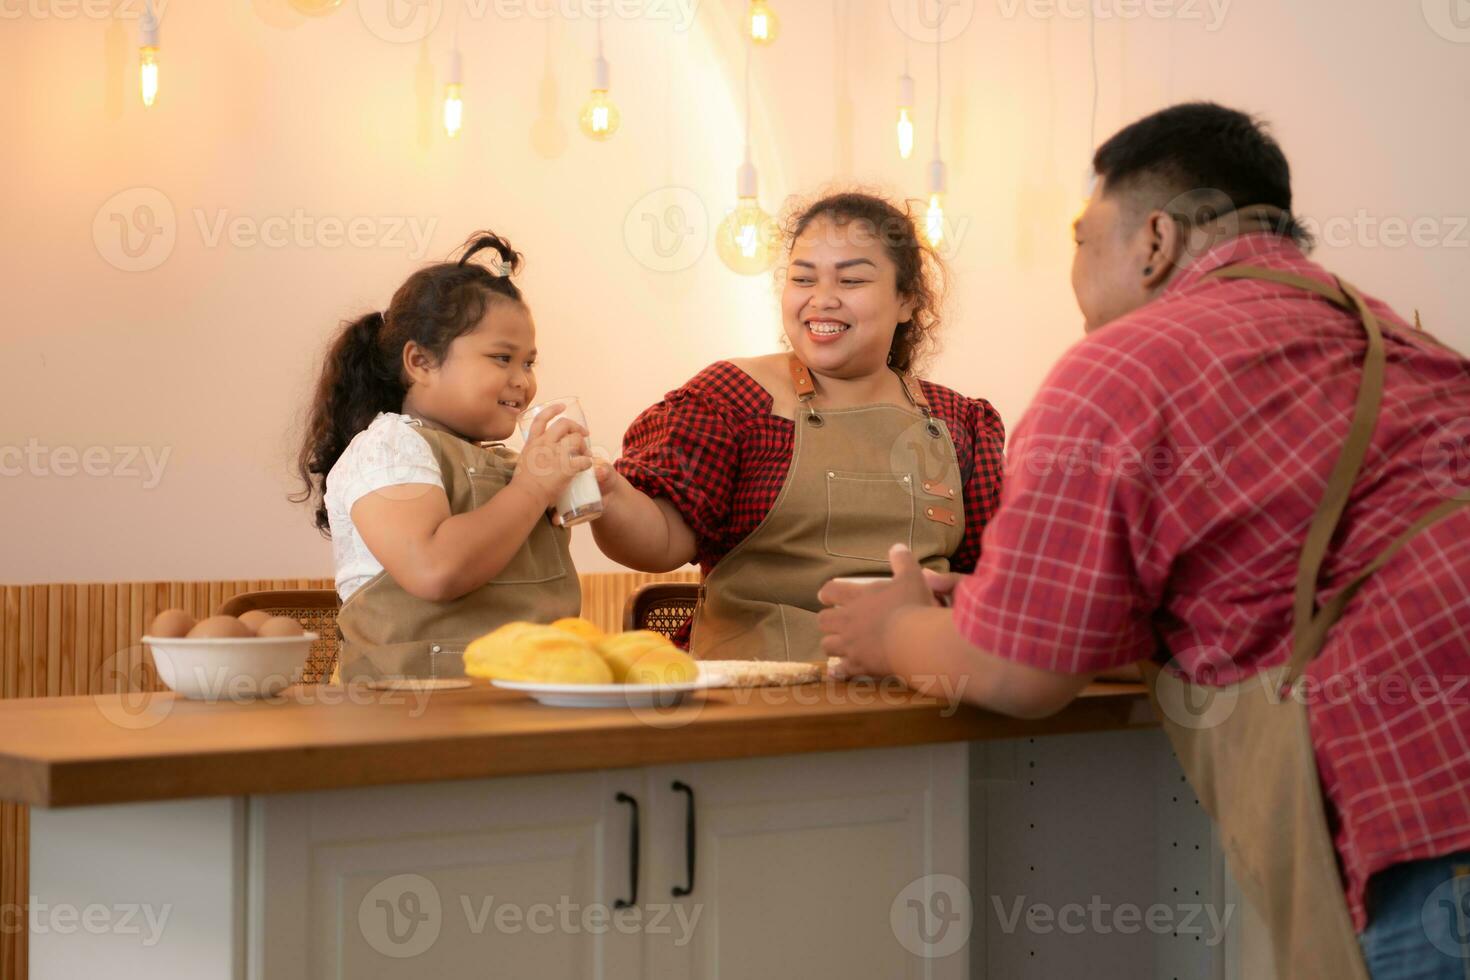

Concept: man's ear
[[1141, 210, 1183, 291], [402, 341, 435, 387]]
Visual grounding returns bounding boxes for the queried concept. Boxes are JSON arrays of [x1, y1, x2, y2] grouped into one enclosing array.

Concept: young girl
[[295, 231, 592, 681]]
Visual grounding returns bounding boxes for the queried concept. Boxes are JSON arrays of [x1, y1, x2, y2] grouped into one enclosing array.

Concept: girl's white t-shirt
[[324, 413, 442, 601]]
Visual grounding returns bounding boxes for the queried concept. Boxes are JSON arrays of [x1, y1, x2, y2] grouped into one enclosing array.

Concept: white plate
[[490, 666, 728, 708]]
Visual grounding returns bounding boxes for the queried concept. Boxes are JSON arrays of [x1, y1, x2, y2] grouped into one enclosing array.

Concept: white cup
[[518, 396, 604, 527], [824, 573, 954, 607], [828, 575, 893, 589], [822, 575, 892, 606]]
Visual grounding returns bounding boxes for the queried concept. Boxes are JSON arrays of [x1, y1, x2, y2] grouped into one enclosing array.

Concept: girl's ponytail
[[457, 232, 522, 278], [293, 309, 406, 534]]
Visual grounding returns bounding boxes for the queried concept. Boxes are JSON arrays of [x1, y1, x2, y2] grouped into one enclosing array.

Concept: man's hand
[[817, 544, 938, 678]]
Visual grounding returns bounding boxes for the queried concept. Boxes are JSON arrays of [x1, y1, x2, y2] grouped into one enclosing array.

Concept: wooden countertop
[[0, 680, 1156, 808]]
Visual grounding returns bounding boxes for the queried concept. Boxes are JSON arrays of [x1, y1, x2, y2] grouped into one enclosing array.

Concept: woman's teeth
[[498, 400, 521, 408], [806, 320, 850, 336]]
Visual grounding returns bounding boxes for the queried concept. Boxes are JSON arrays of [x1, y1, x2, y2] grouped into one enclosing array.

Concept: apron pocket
[[824, 470, 916, 562]]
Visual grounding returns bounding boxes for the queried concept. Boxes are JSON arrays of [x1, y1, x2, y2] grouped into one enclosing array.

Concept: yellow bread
[[550, 617, 606, 643], [465, 624, 613, 685], [596, 631, 699, 684]]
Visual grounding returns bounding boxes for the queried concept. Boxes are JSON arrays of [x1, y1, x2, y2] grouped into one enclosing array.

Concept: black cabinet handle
[[671, 781, 696, 897], [614, 792, 639, 909]]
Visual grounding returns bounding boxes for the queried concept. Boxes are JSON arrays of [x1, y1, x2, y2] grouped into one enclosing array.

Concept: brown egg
[[148, 608, 197, 638], [255, 616, 305, 637], [187, 615, 254, 639], [237, 610, 272, 634]]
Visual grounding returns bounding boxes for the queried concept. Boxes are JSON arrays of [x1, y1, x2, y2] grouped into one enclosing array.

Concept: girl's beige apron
[[1142, 263, 1470, 978], [336, 419, 580, 681], [690, 355, 967, 661]]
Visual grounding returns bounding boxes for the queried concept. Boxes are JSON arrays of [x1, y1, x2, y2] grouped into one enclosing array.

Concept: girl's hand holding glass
[[511, 404, 593, 513]]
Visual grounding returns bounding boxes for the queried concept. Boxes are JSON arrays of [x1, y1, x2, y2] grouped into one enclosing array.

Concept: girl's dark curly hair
[[782, 190, 948, 373], [292, 231, 524, 535]]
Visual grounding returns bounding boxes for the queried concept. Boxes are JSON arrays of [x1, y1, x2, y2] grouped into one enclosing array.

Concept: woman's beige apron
[[336, 419, 581, 681], [690, 355, 967, 661], [1142, 264, 1470, 977]]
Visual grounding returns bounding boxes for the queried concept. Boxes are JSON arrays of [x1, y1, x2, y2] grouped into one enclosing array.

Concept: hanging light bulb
[[925, 157, 947, 247], [717, 40, 778, 274], [716, 158, 780, 275], [747, 0, 779, 46], [578, 17, 620, 140], [922, 24, 947, 247], [139, 0, 159, 108], [443, 46, 464, 139], [578, 86, 619, 140], [896, 72, 915, 160]]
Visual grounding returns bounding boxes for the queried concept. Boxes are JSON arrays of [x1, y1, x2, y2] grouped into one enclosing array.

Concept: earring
[[1142, 266, 1154, 277]]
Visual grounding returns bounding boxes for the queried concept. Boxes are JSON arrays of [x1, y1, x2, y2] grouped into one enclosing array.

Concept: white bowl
[[142, 633, 318, 701]]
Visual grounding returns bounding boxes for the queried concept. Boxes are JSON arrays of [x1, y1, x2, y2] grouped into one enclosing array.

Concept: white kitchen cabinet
[[643, 744, 969, 980], [248, 743, 968, 980], [249, 769, 645, 980]]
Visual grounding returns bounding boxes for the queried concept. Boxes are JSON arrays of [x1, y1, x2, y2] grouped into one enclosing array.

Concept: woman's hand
[[591, 453, 621, 498], [921, 569, 964, 607], [510, 404, 592, 511]]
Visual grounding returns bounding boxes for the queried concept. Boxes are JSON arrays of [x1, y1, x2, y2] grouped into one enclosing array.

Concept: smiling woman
[[588, 191, 1006, 662]]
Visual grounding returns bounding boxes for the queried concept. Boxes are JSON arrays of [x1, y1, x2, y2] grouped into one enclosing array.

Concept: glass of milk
[[518, 396, 604, 527]]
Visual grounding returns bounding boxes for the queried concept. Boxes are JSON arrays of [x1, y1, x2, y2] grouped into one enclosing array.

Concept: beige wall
[[4, 0, 1467, 584]]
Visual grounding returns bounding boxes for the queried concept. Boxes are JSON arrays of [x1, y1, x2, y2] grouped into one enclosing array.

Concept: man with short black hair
[[821, 102, 1470, 976]]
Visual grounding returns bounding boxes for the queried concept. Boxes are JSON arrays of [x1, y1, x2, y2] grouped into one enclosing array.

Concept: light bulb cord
[[932, 8, 942, 159], [903, 0, 910, 74], [1088, 3, 1098, 151], [743, 35, 752, 166]]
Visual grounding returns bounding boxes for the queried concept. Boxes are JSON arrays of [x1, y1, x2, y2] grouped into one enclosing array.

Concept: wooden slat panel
[[83, 586, 101, 696], [25, 588, 36, 699], [128, 583, 143, 694], [577, 569, 700, 633], [3, 587, 18, 701], [102, 587, 117, 693], [58, 585, 75, 697]]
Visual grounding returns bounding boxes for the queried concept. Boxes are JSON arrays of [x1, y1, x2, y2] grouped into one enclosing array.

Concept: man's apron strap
[[1208, 264, 1354, 309], [1206, 266, 1385, 684], [1202, 265, 1470, 689]]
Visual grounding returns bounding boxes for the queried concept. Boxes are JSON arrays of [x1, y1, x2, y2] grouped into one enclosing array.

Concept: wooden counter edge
[[4, 685, 1156, 808]]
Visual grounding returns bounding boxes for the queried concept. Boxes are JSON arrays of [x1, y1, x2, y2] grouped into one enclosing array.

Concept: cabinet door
[[642, 743, 968, 980], [249, 770, 646, 980]]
